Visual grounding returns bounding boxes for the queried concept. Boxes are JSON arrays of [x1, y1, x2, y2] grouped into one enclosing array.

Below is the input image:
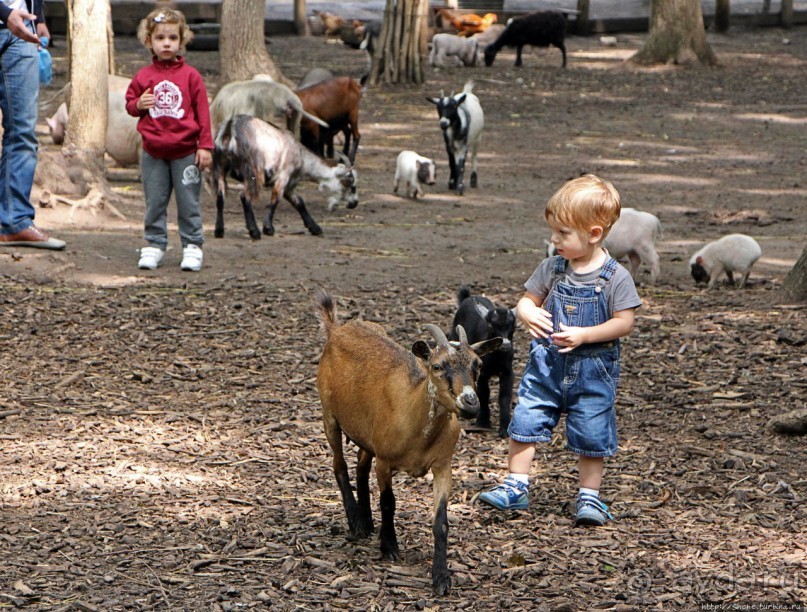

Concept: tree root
[[42, 186, 126, 221]]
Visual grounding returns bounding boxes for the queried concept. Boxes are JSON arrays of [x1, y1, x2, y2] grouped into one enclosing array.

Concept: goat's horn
[[424, 324, 451, 349], [335, 151, 350, 166], [456, 325, 468, 345]]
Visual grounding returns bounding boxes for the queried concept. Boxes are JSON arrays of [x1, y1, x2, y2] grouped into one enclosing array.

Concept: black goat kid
[[484, 11, 567, 68], [448, 286, 516, 437]]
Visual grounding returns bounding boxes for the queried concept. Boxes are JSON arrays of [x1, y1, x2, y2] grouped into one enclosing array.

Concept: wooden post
[[781, 0, 793, 28], [714, 0, 730, 32], [576, 0, 589, 36]]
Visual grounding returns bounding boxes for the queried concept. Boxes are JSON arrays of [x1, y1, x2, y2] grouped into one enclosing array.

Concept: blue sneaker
[[575, 493, 614, 526], [478, 477, 529, 510]]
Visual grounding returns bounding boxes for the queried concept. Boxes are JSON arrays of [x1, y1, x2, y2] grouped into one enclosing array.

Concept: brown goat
[[315, 291, 502, 596], [296, 76, 362, 164]]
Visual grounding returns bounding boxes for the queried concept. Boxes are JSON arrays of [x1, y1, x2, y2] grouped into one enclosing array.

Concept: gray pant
[[141, 151, 204, 249]]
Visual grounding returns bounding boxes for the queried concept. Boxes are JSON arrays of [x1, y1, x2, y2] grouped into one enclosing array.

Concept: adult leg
[[0, 32, 40, 233]]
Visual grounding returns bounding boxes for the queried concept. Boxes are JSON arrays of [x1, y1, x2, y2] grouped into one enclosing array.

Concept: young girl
[[125, 8, 213, 271], [478, 174, 642, 526]]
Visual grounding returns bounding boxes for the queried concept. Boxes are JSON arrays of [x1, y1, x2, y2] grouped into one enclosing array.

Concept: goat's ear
[[455, 93, 467, 105], [412, 340, 432, 360], [426, 96, 440, 105], [472, 337, 503, 357]]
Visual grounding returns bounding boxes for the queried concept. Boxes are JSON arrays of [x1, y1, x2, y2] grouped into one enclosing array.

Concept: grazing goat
[[547, 208, 663, 284], [690, 234, 762, 289], [448, 286, 516, 438], [212, 115, 358, 239], [438, 10, 498, 37], [484, 11, 567, 68], [393, 150, 437, 199], [429, 33, 478, 67], [210, 76, 327, 141], [316, 290, 502, 596], [426, 81, 484, 195], [296, 76, 362, 164]]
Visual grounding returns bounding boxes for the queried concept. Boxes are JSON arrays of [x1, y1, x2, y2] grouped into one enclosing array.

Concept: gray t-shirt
[[525, 255, 642, 314]]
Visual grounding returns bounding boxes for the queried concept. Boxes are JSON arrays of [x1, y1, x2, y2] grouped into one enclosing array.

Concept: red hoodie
[[125, 56, 214, 160]]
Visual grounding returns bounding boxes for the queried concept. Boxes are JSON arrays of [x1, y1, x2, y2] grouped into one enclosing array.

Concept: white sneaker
[[180, 244, 203, 271], [138, 246, 165, 270]]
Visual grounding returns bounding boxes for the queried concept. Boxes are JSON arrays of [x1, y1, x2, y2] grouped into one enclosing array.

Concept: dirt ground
[[1, 26, 806, 610]]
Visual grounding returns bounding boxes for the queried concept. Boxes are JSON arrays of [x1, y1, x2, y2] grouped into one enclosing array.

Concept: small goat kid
[[316, 291, 502, 596], [429, 33, 478, 67], [448, 286, 516, 438], [212, 115, 358, 239], [426, 81, 484, 195]]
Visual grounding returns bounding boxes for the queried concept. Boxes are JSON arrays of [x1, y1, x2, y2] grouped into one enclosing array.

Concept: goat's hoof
[[381, 543, 400, 561], [309, 225, 323, 236], [470, 175, 478, 188], [214, 230, 224, 239], [249, 231, 262, 240], [262, 227, 274, 237], [432, 572, 451, 596], [456, 185, 465, 196]]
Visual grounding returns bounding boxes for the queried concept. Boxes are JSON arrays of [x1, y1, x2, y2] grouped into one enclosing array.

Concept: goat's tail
[[316, 288, 339, 338], [463, 80, 475, 94], [456, 285, 472, 305]]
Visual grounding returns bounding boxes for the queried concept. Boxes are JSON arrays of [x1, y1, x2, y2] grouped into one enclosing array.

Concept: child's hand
[[523, 307, 554, 340], [551, 323, 588, 353], [137, 88, 154, 111], [195, 149, 212, 172]]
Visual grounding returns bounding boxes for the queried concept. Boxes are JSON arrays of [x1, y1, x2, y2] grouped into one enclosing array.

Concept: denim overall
[[508, 256, 620, 457]]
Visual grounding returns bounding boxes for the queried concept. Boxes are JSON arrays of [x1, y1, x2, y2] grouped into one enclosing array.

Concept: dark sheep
[[447, 286, 516, 438], [483, 11, 567, 68]]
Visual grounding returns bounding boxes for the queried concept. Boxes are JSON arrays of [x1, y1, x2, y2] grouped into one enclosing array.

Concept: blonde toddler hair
[[545, 174, 621, 237], [137, 7, 194, 51]]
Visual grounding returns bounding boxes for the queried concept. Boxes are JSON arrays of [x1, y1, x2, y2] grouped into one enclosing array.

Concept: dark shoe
[[0, 225, 66, 250]]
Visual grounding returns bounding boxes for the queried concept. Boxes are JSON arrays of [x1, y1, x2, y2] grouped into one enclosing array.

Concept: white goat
[[429, 33, 478, 67], [690, 234, 762, 289], [393, 151, 437, 199], [212, 115, 358, 239], [426, 81, 484, 195]]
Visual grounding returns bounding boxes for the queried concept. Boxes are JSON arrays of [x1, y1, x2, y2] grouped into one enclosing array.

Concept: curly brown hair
[[137, 7, 194, 52]]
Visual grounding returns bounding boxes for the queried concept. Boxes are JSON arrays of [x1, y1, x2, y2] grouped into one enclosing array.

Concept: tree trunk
[[219, 0, 293, 87], [631, 0, 717, 66], [714, 0, 730, 32], [576, 0, 590, 36], [369, 0, 425, 86], [294, 0, 308, 35], [781, 245, 807, 302], [60, 0, 114, 216], [781, 0, 793, 28]]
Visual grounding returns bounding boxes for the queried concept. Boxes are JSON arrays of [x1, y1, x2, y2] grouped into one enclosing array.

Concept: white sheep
[[689, 233, 762, 289], [546, 208, 662, 284], [393, 151, 436, 199], [429, 33, 478, 67]]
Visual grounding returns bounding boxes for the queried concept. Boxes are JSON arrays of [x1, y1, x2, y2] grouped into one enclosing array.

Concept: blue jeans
[[0, 28, 39, 235], [508, 340, 620, 457]]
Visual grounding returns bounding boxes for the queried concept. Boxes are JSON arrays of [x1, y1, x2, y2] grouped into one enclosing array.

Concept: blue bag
[[38, 37, 52, 85]]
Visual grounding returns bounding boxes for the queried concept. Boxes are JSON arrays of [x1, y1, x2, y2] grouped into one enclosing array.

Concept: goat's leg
[[455, 153, 467, 196], [323, 420, 364, 538], [347, 110, 361, 164], [239, 193, 262, 240], [627, 252, 641, 281], [515, 45, 524, 67], [355, 448, 375, 536], [263, 186, 284, 236], [443, 133, 458, 191], [285, 191, 323, 236], [215, 183, 226, 238], [375, 459, 400, 561], [474, 373, 492, 428], [497, 368, 515, 438], [470, 141, 479, 188], [430, 461, 453, 596]]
